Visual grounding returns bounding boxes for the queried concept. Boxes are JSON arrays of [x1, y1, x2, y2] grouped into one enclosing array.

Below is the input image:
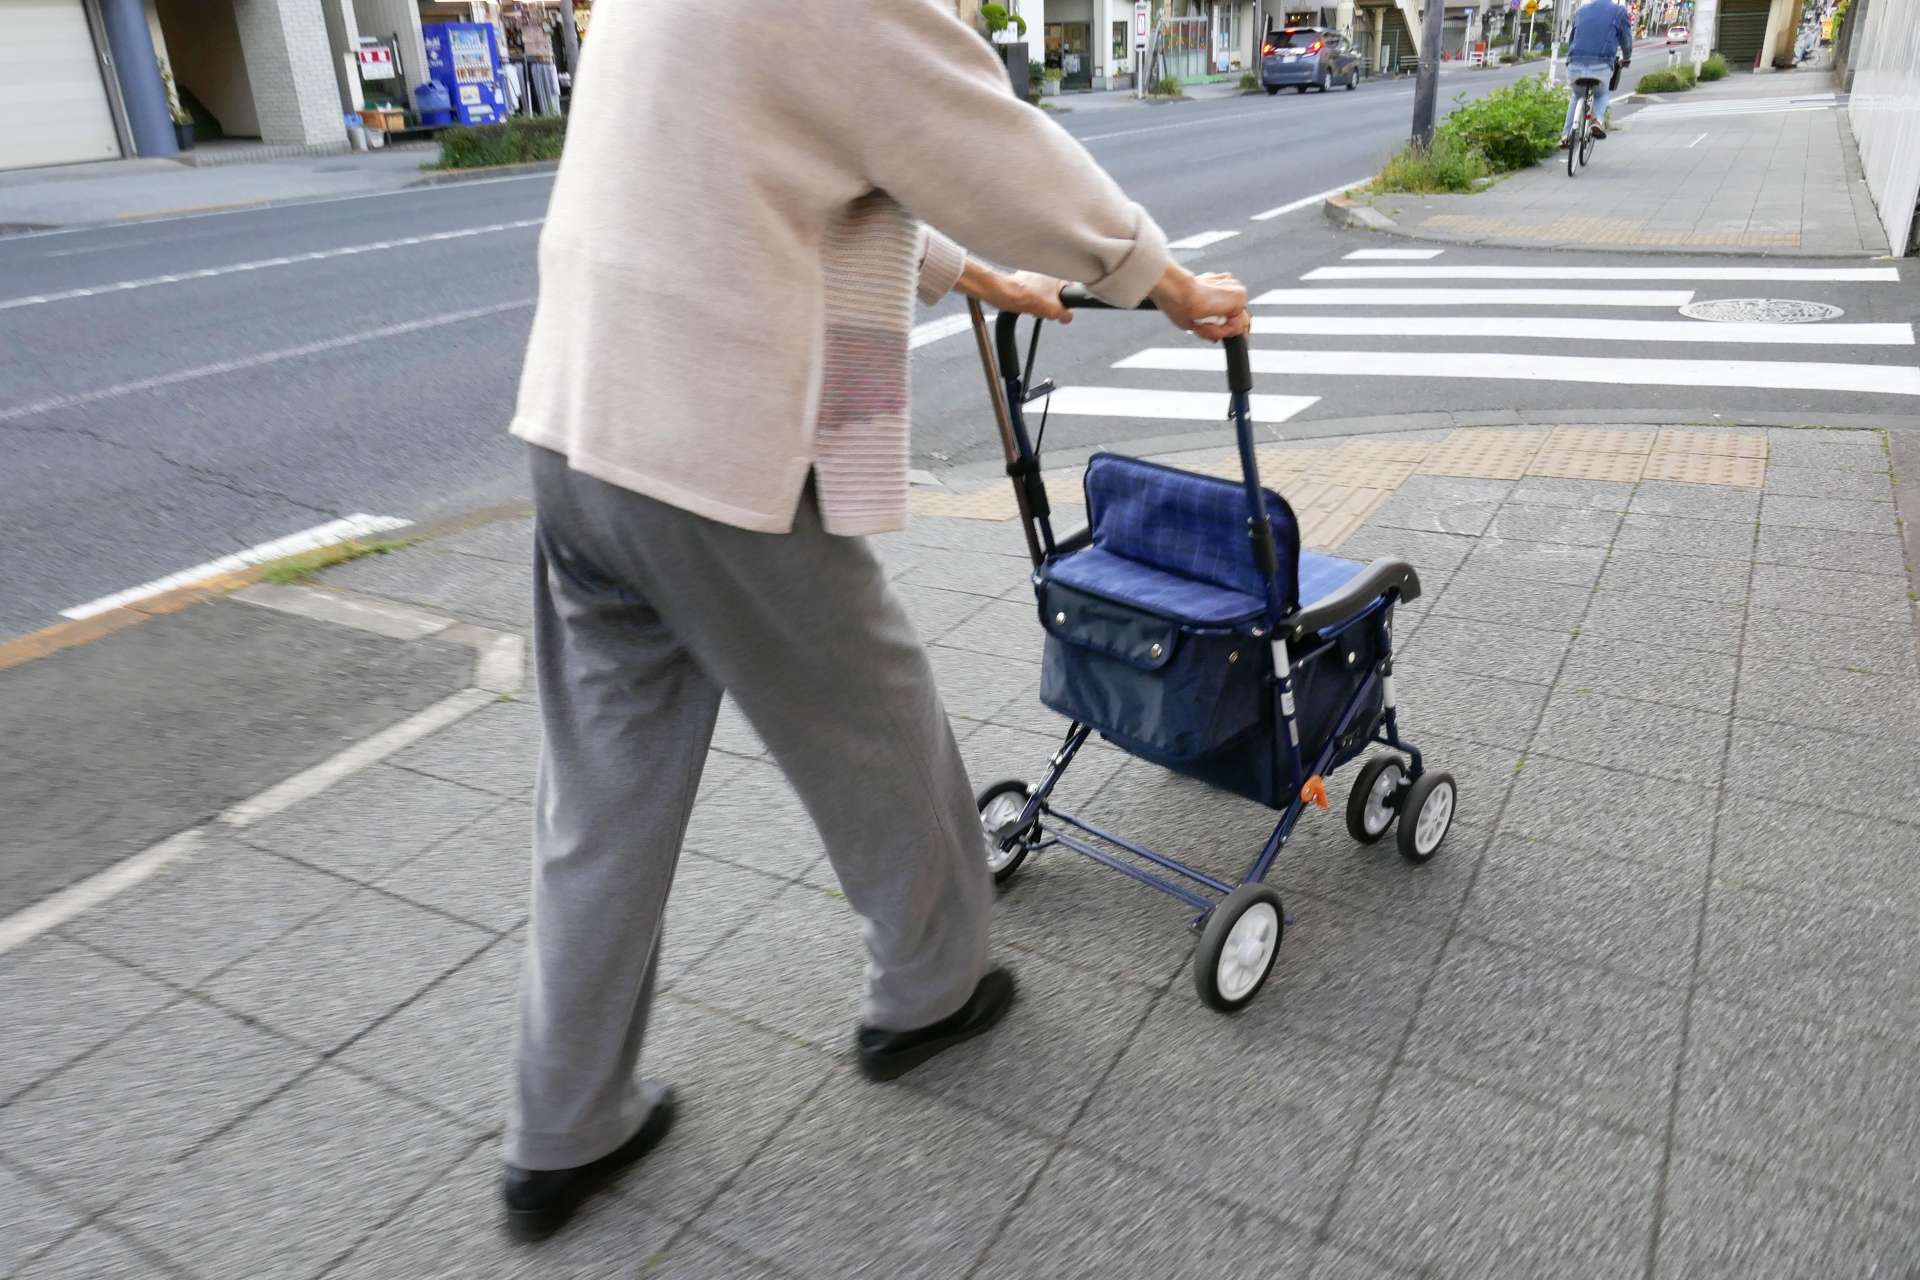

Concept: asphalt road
[[4, 65, 1915, 642], [0, 69, 1543, 642]]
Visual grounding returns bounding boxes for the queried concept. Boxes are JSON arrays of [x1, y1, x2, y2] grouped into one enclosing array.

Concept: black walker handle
[[1054, 287, 1277, 608]]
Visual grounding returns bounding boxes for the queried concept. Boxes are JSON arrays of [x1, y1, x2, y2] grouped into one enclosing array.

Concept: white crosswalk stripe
[[1301, 265, 1899, 282], [1630, 94, 1838, 123], [1250, 315, 1914, 345], [1035, 386, 1319, 423], [1254, 287, 1697, 306], [972, 249, 1912, 429], [1115, 347, 1920, 396]]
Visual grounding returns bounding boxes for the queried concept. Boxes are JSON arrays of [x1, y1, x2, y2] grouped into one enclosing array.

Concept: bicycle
[[1567, 74, 1603, 176]]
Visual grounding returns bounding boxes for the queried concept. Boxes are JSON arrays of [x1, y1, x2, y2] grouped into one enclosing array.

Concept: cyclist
[[1560, 0, 1634, 146]]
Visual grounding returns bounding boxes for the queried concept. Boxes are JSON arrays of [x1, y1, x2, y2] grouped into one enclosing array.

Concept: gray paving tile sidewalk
[[5, 427, 1920, 1277], [0, 148, 442, 230], [1359, 69, 1890, 255]]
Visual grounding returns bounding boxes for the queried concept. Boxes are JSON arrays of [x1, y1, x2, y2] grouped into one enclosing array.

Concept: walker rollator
[[966, 290, 1457, 1011]]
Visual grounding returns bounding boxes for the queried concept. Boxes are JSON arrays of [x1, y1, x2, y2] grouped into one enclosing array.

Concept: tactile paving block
[[1540, 428, 1657, 456], [1651, 429, 1770, 460], [1417, 431, 1547, 480], [1641, 452, 1768, 487], [1525, 450, 1649, 482]]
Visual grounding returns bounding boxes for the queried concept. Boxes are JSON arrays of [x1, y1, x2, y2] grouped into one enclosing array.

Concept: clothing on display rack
[[528, 59, 562, 116], [499, 60, 525, 114]]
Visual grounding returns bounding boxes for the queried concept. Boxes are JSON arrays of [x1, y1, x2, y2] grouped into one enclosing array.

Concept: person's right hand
[[1148, 265, 1250, 341]]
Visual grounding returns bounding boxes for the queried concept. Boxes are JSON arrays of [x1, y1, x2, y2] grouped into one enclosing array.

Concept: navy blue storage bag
[[1035, 452, 1378, 809]]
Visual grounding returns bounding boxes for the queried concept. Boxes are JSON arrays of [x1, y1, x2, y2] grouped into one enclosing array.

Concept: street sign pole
[[1410, 0, 1447, 146]]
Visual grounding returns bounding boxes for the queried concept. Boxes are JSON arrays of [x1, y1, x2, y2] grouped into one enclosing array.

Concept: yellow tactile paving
[[1539, 428, 1657, 456], [1417, 430, 1546, 480], [1526, 450, 1651, 482], [909, 427, 1771, 534], [1651, 429, 1770, 460]]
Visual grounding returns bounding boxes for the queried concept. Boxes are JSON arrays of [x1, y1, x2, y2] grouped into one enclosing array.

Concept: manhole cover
[[1679, 297, 1844, 323]]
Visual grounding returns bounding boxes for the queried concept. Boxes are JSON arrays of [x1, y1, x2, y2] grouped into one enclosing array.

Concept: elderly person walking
[[502, 0, 1250, 1241]]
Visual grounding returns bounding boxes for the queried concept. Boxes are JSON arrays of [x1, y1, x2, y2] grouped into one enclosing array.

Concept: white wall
[[1848, 0, 1920, 252], [233, 0, 348, 144]]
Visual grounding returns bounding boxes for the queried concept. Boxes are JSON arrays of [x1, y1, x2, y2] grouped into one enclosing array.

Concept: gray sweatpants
[[508, 446, 992, 1170]]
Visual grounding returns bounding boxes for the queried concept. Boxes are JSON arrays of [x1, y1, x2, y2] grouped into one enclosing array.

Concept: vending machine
[[421, 23, 507, 126]]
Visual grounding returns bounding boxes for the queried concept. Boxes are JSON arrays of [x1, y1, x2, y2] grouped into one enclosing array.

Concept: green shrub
[[1635, 62, 1696, 93], [1375, 133, 1493, 193], [436, 116, 566, 169], [1698, 52, 1728, 79], [1156, 74, 1182, 95], [1434, 72, 1568, 171], [1239, 70, 1260, 89], [981, 3, 1027, 36]]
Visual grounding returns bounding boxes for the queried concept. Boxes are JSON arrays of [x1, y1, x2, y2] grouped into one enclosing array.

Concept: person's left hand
[[956, 262, 1074, 323]]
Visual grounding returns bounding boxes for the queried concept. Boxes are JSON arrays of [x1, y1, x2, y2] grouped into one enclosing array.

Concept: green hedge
[[1435, 72, 1569, 171], [436, 116, 567, 169], [1635, 62, 1697, 94], [1698, 52, 1728, 80]]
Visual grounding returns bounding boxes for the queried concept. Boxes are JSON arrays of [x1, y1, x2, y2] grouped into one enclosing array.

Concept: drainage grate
[[1679, 297, 1845, 323]]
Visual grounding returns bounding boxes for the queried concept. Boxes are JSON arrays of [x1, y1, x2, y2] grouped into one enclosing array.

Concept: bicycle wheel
[[1566, 89, 1588, 177], [1578, 108, 1597, 167]]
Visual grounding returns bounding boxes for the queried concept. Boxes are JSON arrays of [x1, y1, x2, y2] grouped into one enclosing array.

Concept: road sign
[[1522, 1, 1538, 12], [1135, 0, 1149, 49]]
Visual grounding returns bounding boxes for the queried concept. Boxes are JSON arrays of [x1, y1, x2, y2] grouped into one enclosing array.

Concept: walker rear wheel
[[1194, 883, 1285, 1012], [1396, 771, 1456, 865], [977, 780, 1038, 886], [1345, 755, 1407, 846]]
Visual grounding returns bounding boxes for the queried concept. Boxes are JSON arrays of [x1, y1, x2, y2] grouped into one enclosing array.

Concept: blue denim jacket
[[1567, 1, 1634, 63]]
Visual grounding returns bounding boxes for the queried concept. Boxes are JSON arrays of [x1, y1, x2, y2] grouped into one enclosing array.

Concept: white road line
[[1688, 132, 1708, 147], [1168, 229, 1243, 250], [1038, 386, 1319, 423], [910, 312, 978, 348], [1253, 287, 1697, 306], [1631, 96, 1837, 122], [1344, 248, 1446, 259], [1114, 347, 1920, 395], [1075, 107, 1278, 143], [0, 298, 533, 425], [1249, 315, 1915, 344], [0, 219, 545, 311], [1302, 265, 1899, 282], [1251, 179, 1373, 220], [0, 829, 203, 957], [61, 514, 413, 619], [222, 687, 495, 827]]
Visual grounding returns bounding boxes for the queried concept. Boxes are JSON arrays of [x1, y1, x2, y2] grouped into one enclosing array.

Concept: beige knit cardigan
[[511, 0, 1172, 537]]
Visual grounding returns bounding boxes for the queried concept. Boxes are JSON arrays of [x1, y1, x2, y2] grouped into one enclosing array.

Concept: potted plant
[[1041, 64, 1063, 95], [981, 2, 1027, 41]]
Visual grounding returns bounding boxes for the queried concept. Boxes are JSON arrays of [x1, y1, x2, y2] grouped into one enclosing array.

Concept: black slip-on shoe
[[856, 967, 1016, 1082], [1592, 124, 1607, 139], [503, 1082, 676, 1242]]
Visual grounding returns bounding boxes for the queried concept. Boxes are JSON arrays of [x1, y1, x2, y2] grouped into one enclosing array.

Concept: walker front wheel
[[977, 780, 1037, 886], [1194, 883, 1285, 1012], [1396, 771, 1456, 864], [1346, 755, 1407, 845]]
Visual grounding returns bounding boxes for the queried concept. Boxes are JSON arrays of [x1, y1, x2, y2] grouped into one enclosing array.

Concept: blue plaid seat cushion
[[1048, 547, 1266, 626], [1054, 452, 1368, 626], [1082, 452, 1302, 605], [1298, 550, 1367, 607]]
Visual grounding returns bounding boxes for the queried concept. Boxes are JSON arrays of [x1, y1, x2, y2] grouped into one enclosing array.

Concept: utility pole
[[1410, 0, 1447, 145]]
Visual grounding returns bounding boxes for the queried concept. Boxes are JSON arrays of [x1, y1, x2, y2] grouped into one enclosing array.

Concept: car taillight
[[1263, 43, 1275, 54], [1307, 40, 1323, 52]]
